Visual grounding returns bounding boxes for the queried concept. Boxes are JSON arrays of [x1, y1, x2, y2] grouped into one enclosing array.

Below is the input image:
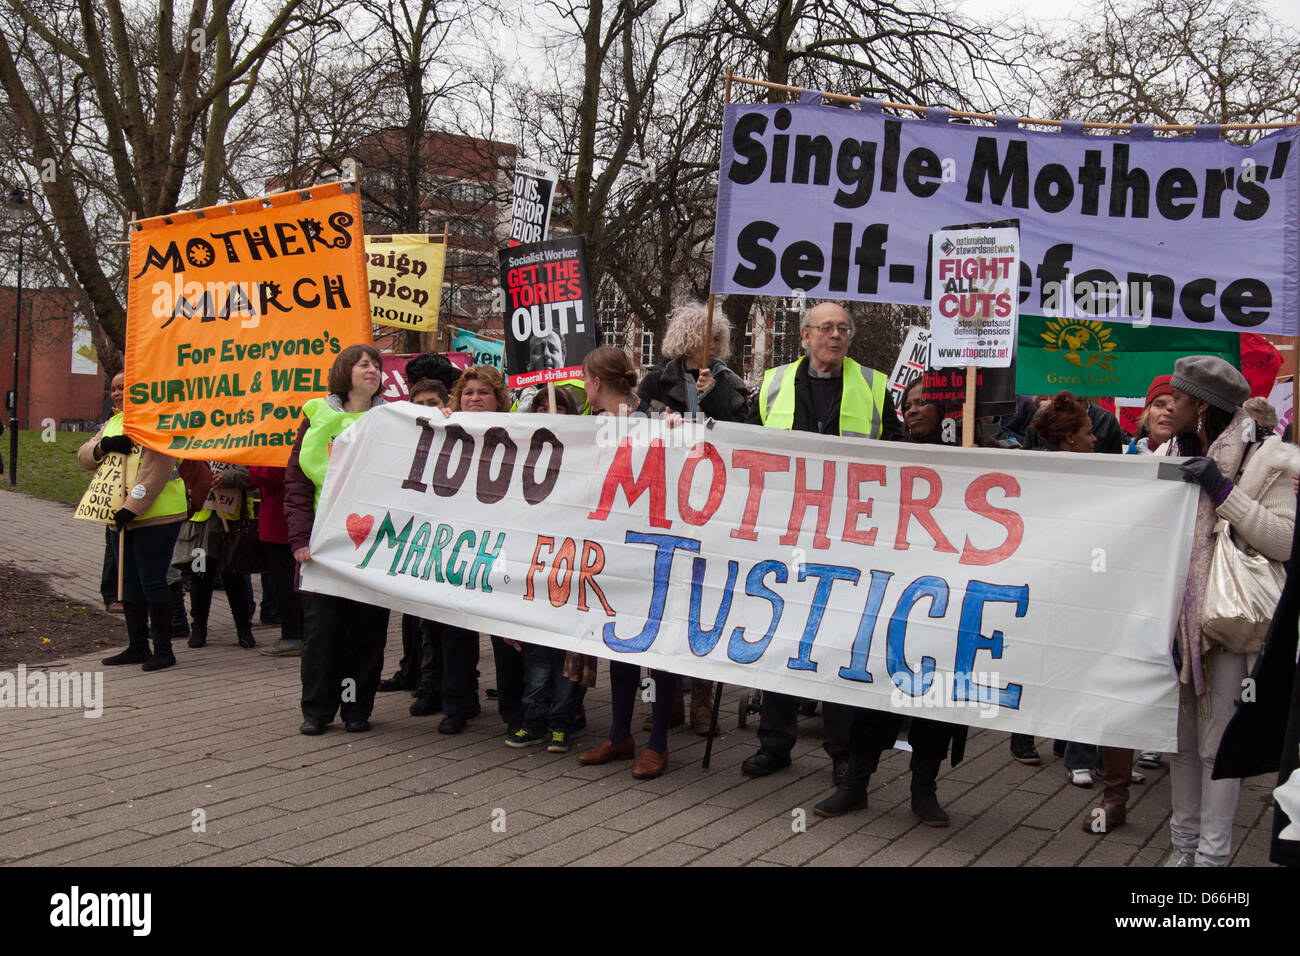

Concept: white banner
[[302, 406, 1199, 750], [929, 227, 1019, 368]]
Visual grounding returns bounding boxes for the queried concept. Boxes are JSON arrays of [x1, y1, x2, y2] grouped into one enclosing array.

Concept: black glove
[[112, 508, 137, 530], [1179, 456, 1233, 506], [99, 434, 133, 455]]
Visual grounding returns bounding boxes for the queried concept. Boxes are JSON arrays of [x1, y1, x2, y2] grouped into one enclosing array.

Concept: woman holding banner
[[285, 344, 392, 735], [433, 366, 516, 736], [893, 377, 975, 826], [1030, 393, 1113, 791], [77, 378, 190, 672], [577, 346, 680, 779], [1156, 356, 1298, 866], [636, 302, 750, 736]]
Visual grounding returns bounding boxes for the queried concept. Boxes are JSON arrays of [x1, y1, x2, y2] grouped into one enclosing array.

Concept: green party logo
[[1039, 318, 1118, 372]]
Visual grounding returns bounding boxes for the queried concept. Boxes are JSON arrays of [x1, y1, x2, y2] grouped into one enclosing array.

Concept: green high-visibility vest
[[103, 413, 188, 519], [757, 356, 887, 438], [510, 379, 591, 415], [299, 398, 368, 510]]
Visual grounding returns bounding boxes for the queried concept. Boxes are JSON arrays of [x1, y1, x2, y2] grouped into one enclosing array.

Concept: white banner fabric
[[302, 406, 1200, 750]]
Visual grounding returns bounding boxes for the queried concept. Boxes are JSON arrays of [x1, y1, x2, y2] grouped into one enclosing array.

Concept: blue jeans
[[521, 644, 575, 733]]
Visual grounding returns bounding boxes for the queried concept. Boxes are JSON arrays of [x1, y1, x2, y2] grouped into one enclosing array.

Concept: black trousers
[[840, 707, 904, 782], [908, 716, 963, 763], [300, 592, 389, 724], [190, 569, 253, 628], [392, 613, 423, 689], [260, 541, 303, 643], [416, 617, 444, 695], [757, 690, 900, 772], [101, 526, 118, 605], [757, 691, 854, 761], [440, 623, 480, 719], [490, 635, 526, 731]]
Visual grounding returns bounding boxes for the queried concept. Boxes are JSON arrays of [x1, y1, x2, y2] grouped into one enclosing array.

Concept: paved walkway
[[0, 486, 1278, 866]]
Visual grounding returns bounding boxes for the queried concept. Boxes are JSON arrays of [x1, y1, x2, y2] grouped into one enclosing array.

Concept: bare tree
[[1018, 0, 1300, 136], [0, 0, 335, 360]]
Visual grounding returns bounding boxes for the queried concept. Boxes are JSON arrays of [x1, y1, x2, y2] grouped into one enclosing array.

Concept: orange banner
[[123, 183, 372, 466]]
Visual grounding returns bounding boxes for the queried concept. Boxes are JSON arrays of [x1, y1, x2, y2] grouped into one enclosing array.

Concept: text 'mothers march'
[[123, 183, 373, 467]]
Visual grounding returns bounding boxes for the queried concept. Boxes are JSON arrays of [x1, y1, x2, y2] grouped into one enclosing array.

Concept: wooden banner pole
[[725, 74, 1298, 133], [116, 526, 126, 602], [962, 366, 976, 447]]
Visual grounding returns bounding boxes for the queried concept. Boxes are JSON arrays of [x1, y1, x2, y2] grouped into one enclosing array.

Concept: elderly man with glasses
[[742, 300, 903, 818]]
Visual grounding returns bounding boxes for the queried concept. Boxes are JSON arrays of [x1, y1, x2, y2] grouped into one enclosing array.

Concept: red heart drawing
[[346, 513, 374, 549]]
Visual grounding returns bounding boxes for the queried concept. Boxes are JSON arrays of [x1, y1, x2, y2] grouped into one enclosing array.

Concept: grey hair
[[661, 301, 731, 361], [1244, 396, 1279, 434], [799, 300, 853, 333]]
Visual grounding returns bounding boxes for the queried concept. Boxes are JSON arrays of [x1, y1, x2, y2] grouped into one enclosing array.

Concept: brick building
[[0, 287, 107, 431]]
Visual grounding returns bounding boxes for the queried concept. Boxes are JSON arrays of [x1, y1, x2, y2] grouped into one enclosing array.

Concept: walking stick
[[116, 525, 126, 602], [701, 681, 725, 769]]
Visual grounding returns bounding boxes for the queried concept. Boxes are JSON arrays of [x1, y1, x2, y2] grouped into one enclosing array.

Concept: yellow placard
[[366, 234, 447, 332], [123, 183, 373, 466], [75, 447, 140, 524]]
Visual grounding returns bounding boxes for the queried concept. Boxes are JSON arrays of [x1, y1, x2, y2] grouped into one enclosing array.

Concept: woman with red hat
[[1127, 375, 1177, 454]]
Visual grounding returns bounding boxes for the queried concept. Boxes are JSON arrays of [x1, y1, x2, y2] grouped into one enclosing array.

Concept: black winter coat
[[638, 356, 750, 422], [1213, 487, 1300, 866]]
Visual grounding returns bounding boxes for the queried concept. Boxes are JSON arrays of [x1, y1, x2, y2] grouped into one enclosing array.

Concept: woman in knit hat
[[1155, 355, 1299, 866], [1129, 374, 1176, 454]]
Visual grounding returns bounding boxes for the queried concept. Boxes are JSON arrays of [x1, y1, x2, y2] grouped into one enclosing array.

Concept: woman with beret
[[1155, 356, 1299, 865]]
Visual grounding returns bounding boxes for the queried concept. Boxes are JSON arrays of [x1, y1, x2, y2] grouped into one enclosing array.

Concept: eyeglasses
[[809, 323, 852, 336]]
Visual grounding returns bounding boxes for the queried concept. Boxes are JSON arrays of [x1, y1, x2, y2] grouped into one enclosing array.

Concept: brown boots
[[641, 678, 715, 735], [1082, 747, 1133, 833], [688, 680, 715, 735]]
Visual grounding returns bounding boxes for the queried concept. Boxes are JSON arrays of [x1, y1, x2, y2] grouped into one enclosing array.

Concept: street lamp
[[2, 185, 40, 486]]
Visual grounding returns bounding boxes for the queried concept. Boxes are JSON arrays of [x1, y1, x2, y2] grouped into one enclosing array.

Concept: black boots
[[813, 777, 869, 817], [142, 601, 176, 671], [910, 757, 950, 827], [236, 621, 257, 648], [169, 580, 190, 639], [188, 621, 208, 648], [103, 603, 151, 665]]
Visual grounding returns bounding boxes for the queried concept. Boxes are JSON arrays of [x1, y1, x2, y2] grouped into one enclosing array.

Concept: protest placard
[[302, 407, 1197, 750], [200, 462, 243, 518], [507, 159, 560, 246], [887, 326, 931, 420], [123, 183, 372, 467], [499, 237, 596, 388], [366, 234, 447, 331], [922, 365, 1017, 420], [74, 445, 139, 524], [1017, 317, 1240, 397], [711, 101, 1300, 335], [1267, 379, 1294, 437], [929, 227, 1019, 368], [380, 352, 470, 403], [450, 329, 504, 370]]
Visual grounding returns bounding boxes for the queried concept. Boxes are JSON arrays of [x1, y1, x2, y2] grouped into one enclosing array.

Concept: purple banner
[[711, 102, 1299, 335]]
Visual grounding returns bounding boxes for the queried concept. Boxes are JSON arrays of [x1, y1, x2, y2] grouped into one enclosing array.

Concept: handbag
[[213, 514, 265, 575], [1200, 517, 1286, 655]]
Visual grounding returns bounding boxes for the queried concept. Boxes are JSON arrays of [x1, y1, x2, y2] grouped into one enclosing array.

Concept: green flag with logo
[[1016, 317, 1241, 397]]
